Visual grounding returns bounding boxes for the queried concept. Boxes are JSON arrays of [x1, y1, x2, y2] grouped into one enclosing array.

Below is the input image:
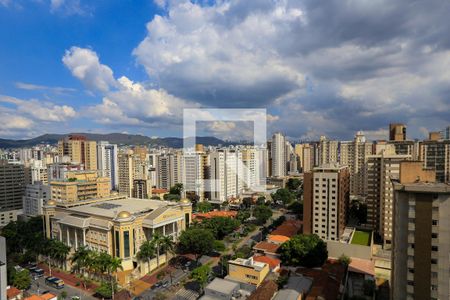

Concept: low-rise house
[[200, 278, 241, 300], [247, 280, 278, 300], [273, 289, 301, 300], [193, 210, 238, 221], [227, 257, 270, 288], [6, 287, 22, 300], [253, 241, 280, 258], [253, 255, 281, 272]]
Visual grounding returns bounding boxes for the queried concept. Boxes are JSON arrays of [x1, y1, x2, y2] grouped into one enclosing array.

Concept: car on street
[[162, 280, 169, 288]]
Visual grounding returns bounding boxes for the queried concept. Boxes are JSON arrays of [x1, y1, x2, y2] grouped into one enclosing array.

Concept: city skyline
[[1, 0, 450, 141]]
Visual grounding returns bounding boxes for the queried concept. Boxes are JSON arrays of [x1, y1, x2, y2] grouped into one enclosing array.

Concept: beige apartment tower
[[389, 123, 406, 141], [391, 161, 450, 300], [303, 164, 350, 241], [58, 135, 97, 170]]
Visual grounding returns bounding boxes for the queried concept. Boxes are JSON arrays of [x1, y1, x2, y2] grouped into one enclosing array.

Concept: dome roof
[[117, 211, 131, 219], [179, 199, 191, 205], [47, 200, 56, 206]]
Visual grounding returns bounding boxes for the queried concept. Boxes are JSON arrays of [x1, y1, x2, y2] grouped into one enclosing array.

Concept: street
[[28, 276, 96, 300]]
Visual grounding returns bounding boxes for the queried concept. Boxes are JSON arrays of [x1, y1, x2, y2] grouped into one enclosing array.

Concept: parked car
[[162, 280, 170, 288]]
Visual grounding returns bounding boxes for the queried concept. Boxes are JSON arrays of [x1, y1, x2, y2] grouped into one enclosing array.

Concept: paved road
[[28, 276, 96, 300]]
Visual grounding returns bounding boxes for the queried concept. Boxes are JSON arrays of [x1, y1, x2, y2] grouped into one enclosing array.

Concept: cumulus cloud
[[62, 46, 116, 92], [62, 47, 199, 129], [0, 95, 76, 122], [49, 0, 89, 16], [130, 0, 450, 139]]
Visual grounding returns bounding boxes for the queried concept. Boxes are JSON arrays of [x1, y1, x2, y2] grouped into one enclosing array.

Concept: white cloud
[[0, 95, 76, 122], [49, 0, 88, 16], [62, 46, 116, 92], [15, 82, 76, 94]]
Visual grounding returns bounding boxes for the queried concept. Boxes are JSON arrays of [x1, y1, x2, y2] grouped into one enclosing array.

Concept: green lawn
[[351, 230, 371, 246]]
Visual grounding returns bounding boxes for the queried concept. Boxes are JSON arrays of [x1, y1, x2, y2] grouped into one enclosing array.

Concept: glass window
[[124, 231, 130, 258]]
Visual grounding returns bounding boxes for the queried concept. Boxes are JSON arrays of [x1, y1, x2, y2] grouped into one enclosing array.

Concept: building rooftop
[[229, 257, 268, 271], [253, 241, 280, 254], [193, 210, 238, 220], [65, 197, 170, 218], [267, 234, 290, 244], [7, 287, 21, 299], [205, 278, 239, 294], [253, 255, 281, 270], [348, 257, 375, 277], [247, 280, 278, 300], [273, 289, 300, 300], [393, 181, 450, 193]]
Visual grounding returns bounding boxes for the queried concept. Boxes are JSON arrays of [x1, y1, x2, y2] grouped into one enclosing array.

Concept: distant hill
[[0, 133, 243, 149]]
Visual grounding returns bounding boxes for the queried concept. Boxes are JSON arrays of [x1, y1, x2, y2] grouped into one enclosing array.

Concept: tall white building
[[210, 149, 243, 203], [97, 141, 119, 190], [22, 181, 51, 217], [183, 153, 205, 200], [271, 133, 287, 177], [156, 152, 183, 190], [318, 136, 339, 165], [340, 131, 373, 196]]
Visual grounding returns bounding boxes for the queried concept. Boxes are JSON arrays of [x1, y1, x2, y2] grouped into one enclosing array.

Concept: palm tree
[[160, 235, 175, 265], [71, 246, 91, 289], [107, 256, 123, 300], [152, 233, 163, 268], [136, 241, 156, 273]]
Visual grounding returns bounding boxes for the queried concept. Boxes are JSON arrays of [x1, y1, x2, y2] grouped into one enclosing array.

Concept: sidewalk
[[38, 263, 98, 293]]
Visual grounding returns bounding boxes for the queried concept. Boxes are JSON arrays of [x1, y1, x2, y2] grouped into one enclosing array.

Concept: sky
[[0, 0, 449, 141]]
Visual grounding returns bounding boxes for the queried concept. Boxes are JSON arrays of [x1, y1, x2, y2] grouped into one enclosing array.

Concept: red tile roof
[[247, 280, 278, 300], [253, 255, 281, 270], [296, 259, 346, 300], [152, 188, 168, 194], [193, 211, 238, 220], [7, 287, 21, 299], [270, 220, 302, 238], [253, 241, 280, 254], [348, 257, 375, 277], [267, 234, 290, 244]]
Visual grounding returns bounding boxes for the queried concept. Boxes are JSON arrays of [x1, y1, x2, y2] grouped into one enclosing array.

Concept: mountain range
[[0, 133, 243, 149]]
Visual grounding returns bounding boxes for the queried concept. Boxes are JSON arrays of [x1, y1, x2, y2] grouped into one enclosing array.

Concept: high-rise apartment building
[[118, 150, 134, 197], [133, 179, 151, 199], [303, 164, 350, 241], [419, 139, 450, 183], [340, 131, 373, 196], [391, 161, 449, 300], [97, 141, 119, 190], [271, 133, 286, 177], [365, 149, 411, 246], [50, 170, 110, 203], [318, 136, 339, 165], [58, 135, 97, 170], [302, 143, 314, 173], [22, 181, 51, 216], [210, 149, 243, 203], [0, 160, 25, 227], [389, 123, 407, 141], [156, 152, 182, 190], [183, 153, 206, 200]]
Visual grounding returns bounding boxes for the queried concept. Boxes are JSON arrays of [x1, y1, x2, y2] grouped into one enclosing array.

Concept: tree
[[178, 228, 215, 260], [191, 264, 211, 293], [236, 210, 250, 223], [278, 234, 328, 268], [256, 196, 266, 206], [199, 217, 241, 240], [196, 201, 212, 213], [71, 246, 92, 289], [338, 254, 351, 267], [96, 282, 113, 299], [349, 200, 367, 224], [13, 269, 31, 290], [59, 291, 68, 300], [253, 205, 273, 225], [107, 256, 123, 299], [163, 193, 181, 201], [242, 197, 253, 208], [137, 241, 156, 272], [169, 183, 183, 196], [271, 188, 296, 205], [286, 178, 302, 191], [288, 201, 303, 215], [213, 240, 226, 252], [160, 235, 175, 265]]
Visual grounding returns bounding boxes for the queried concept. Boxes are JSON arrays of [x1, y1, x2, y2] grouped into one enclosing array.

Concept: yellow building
[[43, 196, 192, 276], [58, 135, 97, 170], [227, 257, 270, 287], [50, 170, 110, 203]]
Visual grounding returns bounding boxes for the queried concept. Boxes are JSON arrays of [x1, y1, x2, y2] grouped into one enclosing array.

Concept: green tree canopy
[[271, 188, 296, 205], [288, 201, 303, 215], [198, 217, 241, 240], [191, 264, 211, 291], [169, 183, 183, 196], [196, 201, 212, 213], [212, 240, 226, 252], [278, 234, 328, 268], [286, 178, 302, 191], [253, 205, 273, 225], [13, 269, 31, 290], [178, 228, 215, 260]]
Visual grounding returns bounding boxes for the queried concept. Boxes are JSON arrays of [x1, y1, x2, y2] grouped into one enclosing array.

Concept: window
[[432, 220, 438, 226], [431, 259, 438, 264], [407, 281, 414, 286], [432, 246, 438, 251], [246, 274, 258, 280], [432, 233, 438, 238], [124, 231, 130, 258]]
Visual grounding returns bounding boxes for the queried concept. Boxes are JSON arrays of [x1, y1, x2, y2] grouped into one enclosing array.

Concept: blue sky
[[1, 0, 449, 141]]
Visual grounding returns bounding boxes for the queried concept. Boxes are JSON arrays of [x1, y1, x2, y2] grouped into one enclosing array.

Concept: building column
[[66, 227, 70, 247], [172, 222, 175, 238], [163, 225, 166, 236], [75, 229, 78, 249], [83, 229, 86, 247], [59, 225, 63, 241]]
